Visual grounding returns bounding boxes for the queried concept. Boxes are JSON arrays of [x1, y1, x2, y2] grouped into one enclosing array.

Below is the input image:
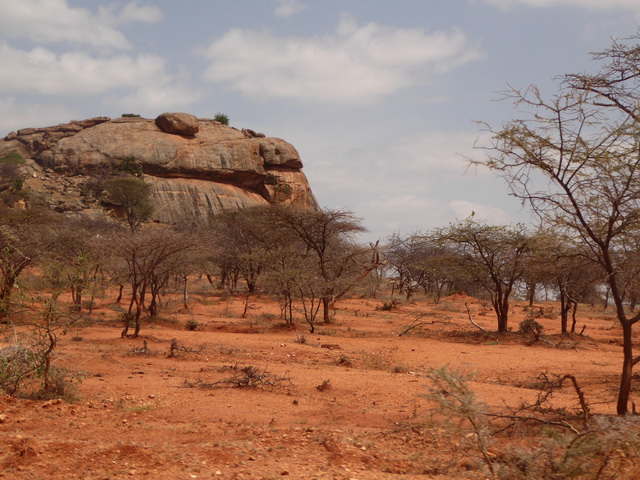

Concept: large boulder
[[0, 114, 318, 223], [155, 112, 200, 136]]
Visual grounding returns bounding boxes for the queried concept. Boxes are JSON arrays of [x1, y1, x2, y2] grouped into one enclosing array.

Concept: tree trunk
[[497, 310, 508, 333], [527, 283, 536, 307], [558, 287, 570, 335], [0, 276, 15, 317], [182, 274, 189, 310], [116, 284, 124, 303], [617, 321, 634, 415], [71, 287, 82, 312], [322, 297, 332, 324]]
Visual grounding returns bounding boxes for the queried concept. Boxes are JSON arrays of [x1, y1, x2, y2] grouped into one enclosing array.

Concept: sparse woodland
[[3, 35, 640, 479]]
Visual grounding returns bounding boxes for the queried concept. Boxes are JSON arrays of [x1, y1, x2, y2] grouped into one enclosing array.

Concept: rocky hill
[[0, 113, 318, 223]]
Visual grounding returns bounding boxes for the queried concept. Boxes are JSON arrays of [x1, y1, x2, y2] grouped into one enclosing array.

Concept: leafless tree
[[109, 227, 196, 338]]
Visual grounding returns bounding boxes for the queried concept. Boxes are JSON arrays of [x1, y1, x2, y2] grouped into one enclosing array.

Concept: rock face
[[0, 115, 318, 223]]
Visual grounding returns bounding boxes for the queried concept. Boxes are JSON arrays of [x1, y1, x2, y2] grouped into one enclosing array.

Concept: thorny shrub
[[425, 365, 640, 480]]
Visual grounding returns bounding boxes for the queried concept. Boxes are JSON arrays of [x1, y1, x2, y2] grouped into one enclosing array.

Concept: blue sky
[[1, 0, 640, 240]]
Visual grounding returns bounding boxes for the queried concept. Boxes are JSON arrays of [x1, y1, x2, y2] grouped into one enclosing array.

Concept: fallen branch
[[167, 338, 206, 358], [399, 314, 451, 336], [465, 302, 485, 332]]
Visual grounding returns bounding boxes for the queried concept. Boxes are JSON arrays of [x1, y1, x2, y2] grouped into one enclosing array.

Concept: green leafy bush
[[214, 113, 230, 125]]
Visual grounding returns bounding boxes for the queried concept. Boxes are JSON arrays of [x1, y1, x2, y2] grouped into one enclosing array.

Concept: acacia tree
[[104, 177, 153, 232], [527, 231, 602, 334], [44, 218, 114, 312], [209, 208, 289, 293], [0, 206, 57, 317], [435, 219, 532, 333], [478, 34, 640, 414], [386, 233, 455, 303], [268, 207, 376, 324]]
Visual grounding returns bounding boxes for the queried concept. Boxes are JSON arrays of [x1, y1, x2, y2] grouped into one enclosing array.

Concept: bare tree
[[477, 34, 640, 414], [109, 228, 196, 338]]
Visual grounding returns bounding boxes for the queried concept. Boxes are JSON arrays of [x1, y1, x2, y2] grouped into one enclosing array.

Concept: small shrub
[[295, 334, 307, 344], [0, 345, 43, 396], [113, 156, 143, 178], [0, 153, 26, 164], [377, 300, 397, 311], [185, 319, 199, 331], [273, 183, 293, 196], [425, 366, 495, 477], [316, 379, 332, 391], [129, 340, 152, 356], [121, 113, 141, 118], [520, 318, 544, 338], [214, 113, 230, 125], [335, 355, 353, 367], [11, 178, 24, 192], [184, 365, 293, 389], [29, 366, 85, 402]]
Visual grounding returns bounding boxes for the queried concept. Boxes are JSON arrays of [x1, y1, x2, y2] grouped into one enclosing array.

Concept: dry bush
[[425, 365, 640, 480], [183, 365, 293, 389]]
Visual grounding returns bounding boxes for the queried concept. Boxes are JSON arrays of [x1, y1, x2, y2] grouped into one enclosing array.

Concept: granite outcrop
[[0, 113, 318, 223]]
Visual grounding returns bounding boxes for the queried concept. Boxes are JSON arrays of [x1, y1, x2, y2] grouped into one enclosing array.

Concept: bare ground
[[0, 287, 636, 479]]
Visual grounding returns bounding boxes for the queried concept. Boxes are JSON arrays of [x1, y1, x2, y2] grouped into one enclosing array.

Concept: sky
[[1, 0, 640, 241]]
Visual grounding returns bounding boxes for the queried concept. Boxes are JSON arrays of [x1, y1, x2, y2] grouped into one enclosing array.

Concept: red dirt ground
[[0, 286, 635, 479]]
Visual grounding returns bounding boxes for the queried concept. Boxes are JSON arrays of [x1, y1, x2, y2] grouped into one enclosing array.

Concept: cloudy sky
[[1, 0, 639, 240]]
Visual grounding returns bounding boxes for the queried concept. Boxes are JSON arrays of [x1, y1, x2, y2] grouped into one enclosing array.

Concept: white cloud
[[0, 0, 134, 49], [0, 41, 166, 95], [364, 195, 456, 238], [390, 130, 481, 176], [0, 97, 78, 136], [108, 83, 204, 113], [484, 0, 640, 11], [113, 2, 164, 24], [0, 1, 162, 49], [274, 0, 309, 18], [200, 18, 484, 104]]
